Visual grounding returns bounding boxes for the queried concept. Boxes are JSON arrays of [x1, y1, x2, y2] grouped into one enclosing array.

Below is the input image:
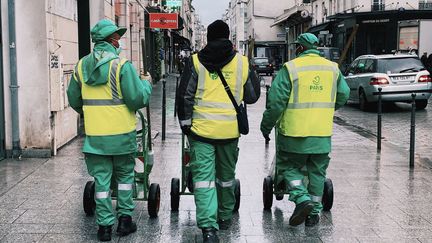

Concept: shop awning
[[172, 32, 191, 50], [271, 4, 312, 27], [306, 22, 331, 34]]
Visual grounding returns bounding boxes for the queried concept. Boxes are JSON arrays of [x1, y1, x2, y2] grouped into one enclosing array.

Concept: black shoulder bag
[[216, 70, 249, 135]]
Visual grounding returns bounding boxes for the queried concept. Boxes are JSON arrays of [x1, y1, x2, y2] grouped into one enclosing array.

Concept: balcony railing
[[419, 2, 432, 10], [371, 4, 385, 11]]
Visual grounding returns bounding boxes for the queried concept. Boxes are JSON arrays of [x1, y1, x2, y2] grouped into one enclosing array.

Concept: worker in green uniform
[[67, 19, 152, 241], [260, 33, 350, 227], [177, 20, 260, 243]]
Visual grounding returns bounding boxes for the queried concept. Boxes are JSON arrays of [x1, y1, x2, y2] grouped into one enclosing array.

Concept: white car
[[344, 54, 431, 111]]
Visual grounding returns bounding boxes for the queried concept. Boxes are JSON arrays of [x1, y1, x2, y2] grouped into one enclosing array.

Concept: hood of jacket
[[80, 41, 119, 86], [197, 39, 236, 72]]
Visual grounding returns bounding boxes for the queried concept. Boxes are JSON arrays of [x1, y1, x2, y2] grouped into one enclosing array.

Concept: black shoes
[[305, 214, 320, 227], [289, 200, 314, 226], [97, 225, 112, 242], [116, 215, 137, 236], [202, 227, 219, 243], [218, 219, 232, 230]]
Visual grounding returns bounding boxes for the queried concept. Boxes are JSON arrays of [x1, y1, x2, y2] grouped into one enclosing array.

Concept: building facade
[[0, 0, 149, 158], [273, 0, 432, 64], [225, 0, 294, 67]]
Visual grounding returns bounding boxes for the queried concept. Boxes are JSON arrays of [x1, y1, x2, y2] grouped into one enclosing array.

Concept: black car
[[251, 57, 274, 76]]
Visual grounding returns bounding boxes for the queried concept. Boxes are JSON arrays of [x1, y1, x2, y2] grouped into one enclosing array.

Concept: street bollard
[[174, 76, 179, 117], [377, 88, 382, 151], [409, 93, 416, 168], [265, 85, 269, 107], [162, 79, 166, 141]]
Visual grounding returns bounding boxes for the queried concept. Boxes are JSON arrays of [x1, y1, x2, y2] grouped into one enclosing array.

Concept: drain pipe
[[8, 0, 21, 157]]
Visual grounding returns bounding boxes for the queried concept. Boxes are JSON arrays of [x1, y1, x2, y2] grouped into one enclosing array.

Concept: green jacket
[[260, 50, 350, 154], [67, 42, 152, 155]]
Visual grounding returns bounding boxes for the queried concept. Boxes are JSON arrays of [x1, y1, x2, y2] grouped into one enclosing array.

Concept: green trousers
[[276, 151, 330, 215], [188, 137, 239, 230], [85, 153, 135, 226]]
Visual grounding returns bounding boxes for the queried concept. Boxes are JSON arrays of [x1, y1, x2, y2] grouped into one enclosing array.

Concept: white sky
[[192, 0, 231, 26]]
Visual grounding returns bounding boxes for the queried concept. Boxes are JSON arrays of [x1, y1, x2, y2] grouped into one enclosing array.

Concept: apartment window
[[329, 0, 333, 15], [322, 2, 326, 22], [419, 0, 432, 10], [372, 0, 385, 11]]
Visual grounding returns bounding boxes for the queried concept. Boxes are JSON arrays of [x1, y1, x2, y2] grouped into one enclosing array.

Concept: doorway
[[77, 0, 91, 58], [0, 9, 6, 159]]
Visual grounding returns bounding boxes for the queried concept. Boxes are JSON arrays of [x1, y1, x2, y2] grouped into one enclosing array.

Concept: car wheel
[[359, 90, 370, 111], [415, 100, 428, 110]]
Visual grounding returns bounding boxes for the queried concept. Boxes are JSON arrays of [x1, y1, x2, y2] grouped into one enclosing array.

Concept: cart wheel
[[233, 179, 241, 212], [263, 176, 273, 210], [275, 194, 284, 201], [148, 183, 160, 218], [83, 181, 96, 216], [322, 178, 334, 211], [186, 171, 194, 193], [170, 178, 180, 211]]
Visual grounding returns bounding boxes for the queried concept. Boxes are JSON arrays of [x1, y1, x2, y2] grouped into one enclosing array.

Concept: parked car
[[251, 57, 274, 76], [344, 54, 431, 111], [317, 47, 341, 63]]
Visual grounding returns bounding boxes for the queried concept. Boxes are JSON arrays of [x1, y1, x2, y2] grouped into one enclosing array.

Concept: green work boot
[[305, 214, 320, 227], [202, 228, 219, 243], [289, 200, 314, 226], [97, 225, 112, 242], [116, 215, 137, 236]]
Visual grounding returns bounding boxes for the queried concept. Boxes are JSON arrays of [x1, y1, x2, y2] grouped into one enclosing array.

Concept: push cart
[[170, 134, 241, 212], [262, 133, 333, 211], [83, 109, 161, 218]]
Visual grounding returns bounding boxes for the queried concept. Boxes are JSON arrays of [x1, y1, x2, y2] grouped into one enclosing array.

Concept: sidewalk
[[0, 74, 431, 242]]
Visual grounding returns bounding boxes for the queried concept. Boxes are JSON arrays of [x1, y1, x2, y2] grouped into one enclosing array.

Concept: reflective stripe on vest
[[279, 54, 339, 137], [190, 54, 248, 139], [77, 58, 136, 136]]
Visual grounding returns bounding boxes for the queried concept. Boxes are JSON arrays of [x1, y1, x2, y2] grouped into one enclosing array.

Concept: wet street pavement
[[335, 100, 432, 168], [1, 74, 432, 242]]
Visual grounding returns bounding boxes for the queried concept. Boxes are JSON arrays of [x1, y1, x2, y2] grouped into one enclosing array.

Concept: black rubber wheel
[[415, 100, 428, 110], [275, 194, 284, 201], [148, 183, 160, 218], [186, 171, 194, 193], [359, 90, 370, 111], [83, 181, 96, 216], [322, 178, 334, 211], [170, 178, 180, 211], [233, 179, 241, 212], [263, 176, 273, 210]]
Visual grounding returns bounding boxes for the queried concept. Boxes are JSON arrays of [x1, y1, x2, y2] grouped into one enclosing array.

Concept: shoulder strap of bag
[[216, 69, 240, 113]]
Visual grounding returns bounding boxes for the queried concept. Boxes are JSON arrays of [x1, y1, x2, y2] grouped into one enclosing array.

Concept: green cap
[[294, 33, 319, 49], [90, 19, 127, 43]]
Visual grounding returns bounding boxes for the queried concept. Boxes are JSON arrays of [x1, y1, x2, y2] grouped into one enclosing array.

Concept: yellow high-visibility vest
[[279, 53, 339, 137], [74, 58, 136, 136], [191, 54, 248, 139]]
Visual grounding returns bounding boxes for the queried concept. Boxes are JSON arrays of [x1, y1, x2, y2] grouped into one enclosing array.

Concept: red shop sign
[[149, 13, 178, 29]]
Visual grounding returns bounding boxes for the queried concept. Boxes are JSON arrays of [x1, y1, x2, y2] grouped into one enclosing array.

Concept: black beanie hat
[[207, 20, 230, 42]]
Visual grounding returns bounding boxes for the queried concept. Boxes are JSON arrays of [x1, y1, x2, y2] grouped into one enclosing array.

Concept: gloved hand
[[140, 71, 152, 84], [181, 125, 191, 135], [262, 132, 270, 143]]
